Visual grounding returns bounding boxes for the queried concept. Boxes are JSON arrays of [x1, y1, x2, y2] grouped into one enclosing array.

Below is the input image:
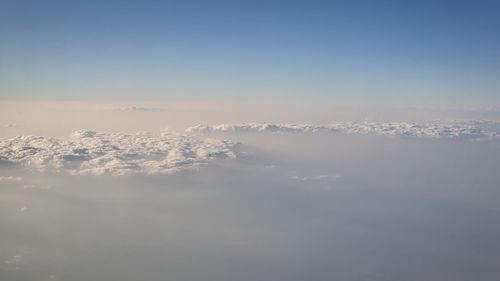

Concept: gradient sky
[[1, 0, 500, 104]]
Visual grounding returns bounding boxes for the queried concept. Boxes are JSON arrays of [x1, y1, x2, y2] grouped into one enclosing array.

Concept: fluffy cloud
[[186, 120, 500, 140], [0, 131, 236, 176]]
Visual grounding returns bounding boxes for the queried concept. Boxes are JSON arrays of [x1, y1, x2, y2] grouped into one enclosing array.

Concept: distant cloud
[[0, 176, 23, 181], [119, 106, 166, 112], [290, 174, 341, 182], [4, 255, 23, 267], [186, 120, 500, 140], [0, 130, 236, 176], [4, 255, 22, 264]]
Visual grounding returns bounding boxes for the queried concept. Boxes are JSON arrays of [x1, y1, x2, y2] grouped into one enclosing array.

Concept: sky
[[2, 2, 500, 279], [1, 0, 500, 105]]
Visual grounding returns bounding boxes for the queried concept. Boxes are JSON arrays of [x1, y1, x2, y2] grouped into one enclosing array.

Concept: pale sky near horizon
[[1, 0, 500, 105]]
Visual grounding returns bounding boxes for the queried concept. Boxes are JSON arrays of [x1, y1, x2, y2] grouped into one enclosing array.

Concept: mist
[[2, 133, 500, 281], [2, 100, 500, 138]]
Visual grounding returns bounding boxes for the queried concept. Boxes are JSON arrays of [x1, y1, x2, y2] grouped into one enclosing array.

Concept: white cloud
[[186, 120, 500, 140], [0, 130, 236, 176]]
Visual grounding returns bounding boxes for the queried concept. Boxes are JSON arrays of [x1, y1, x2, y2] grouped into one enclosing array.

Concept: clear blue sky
[[1, 0, 499, 104]]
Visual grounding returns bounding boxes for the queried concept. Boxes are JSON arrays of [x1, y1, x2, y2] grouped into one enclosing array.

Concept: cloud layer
[[0, 131, 236, 176], [186, 120, 500, 140], [2, 120, 498, 176]]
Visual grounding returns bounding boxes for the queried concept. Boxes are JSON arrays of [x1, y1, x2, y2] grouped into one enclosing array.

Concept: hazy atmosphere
[[1, 1, 500, 281]]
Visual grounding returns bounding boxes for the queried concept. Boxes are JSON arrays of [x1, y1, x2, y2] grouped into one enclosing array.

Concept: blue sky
[[1, 0, 499, 104]]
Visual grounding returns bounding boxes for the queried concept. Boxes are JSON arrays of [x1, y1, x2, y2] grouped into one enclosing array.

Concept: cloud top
[[0, 131, 236, 176], [186, 120, 500, 140]]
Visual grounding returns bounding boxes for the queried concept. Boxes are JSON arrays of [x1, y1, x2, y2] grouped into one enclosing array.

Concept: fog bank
[[1, 134, 500, 281]]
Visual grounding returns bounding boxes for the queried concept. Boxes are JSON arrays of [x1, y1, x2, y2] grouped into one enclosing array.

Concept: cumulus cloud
[[0, 130, 236, 176], [186, 120, 500, 140]]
